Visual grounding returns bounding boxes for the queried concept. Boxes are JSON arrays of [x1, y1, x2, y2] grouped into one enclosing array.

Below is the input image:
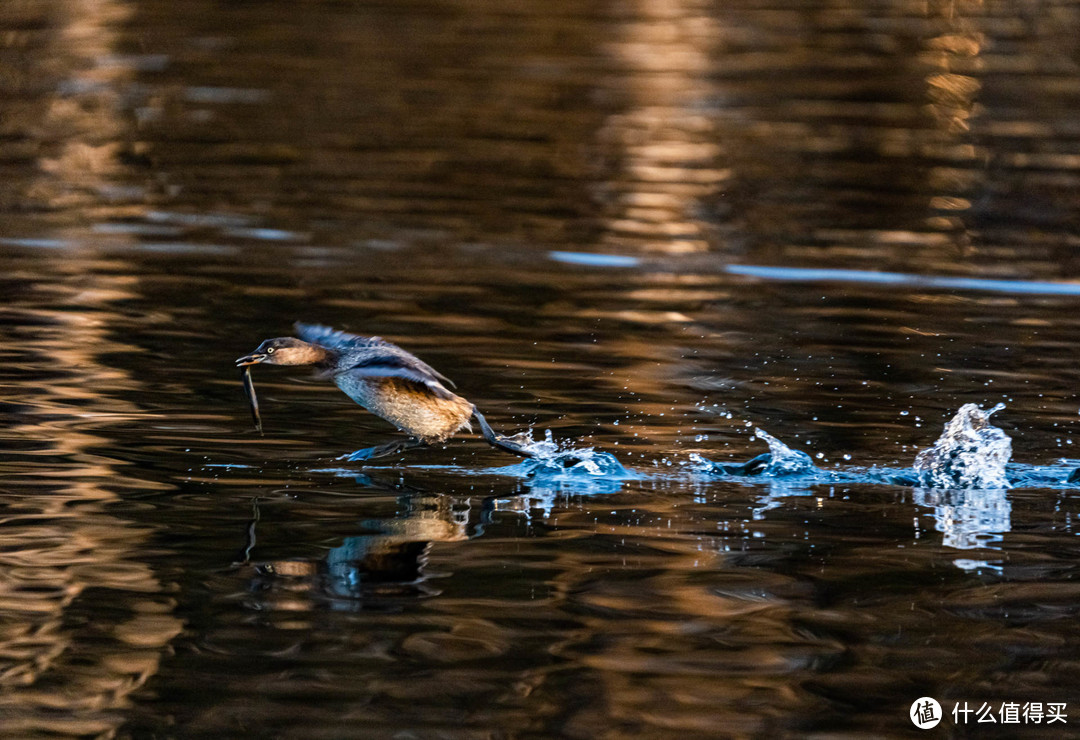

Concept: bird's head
[[236, 337, 325, 367]]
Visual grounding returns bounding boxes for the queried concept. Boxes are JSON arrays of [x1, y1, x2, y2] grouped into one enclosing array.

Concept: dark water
[[3, 0, 1080, 737]]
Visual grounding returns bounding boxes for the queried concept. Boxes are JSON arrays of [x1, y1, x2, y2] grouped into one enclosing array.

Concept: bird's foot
[[489, 433, 537, 457], [471, 408, 538, 458], [339, 438, 428, 462]]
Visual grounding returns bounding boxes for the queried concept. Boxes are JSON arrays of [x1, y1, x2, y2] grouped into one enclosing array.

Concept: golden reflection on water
[[2, 0, 1080, 736], [407, 494, 835, 737], [920, 0, 985, 243], [1, 264, 182, 737], [0, 3, 181, 731], [596, 0, 728, 254], [7, 0, 146, 217]]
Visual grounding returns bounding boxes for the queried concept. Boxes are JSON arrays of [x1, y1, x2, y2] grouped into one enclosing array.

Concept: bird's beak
[[236, 353, 267, 367]]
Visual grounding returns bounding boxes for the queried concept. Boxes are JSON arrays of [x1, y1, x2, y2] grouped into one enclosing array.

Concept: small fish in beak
[[241, 365, 262, 433]]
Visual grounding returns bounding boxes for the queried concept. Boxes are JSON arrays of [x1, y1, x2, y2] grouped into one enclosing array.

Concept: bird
[[235, 322, 535, 460]]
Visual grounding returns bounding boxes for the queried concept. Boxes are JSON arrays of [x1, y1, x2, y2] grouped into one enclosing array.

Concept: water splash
[[318, 404, 1080, 496], [686, 409, 1028, 492], [689, 427, 818, 479], [1010, 461, 1080, 488], [750, 428, 818, 476], [913, 403, 1011, 489], [492, 429, 633, 489], [504, 428, 560, 459]]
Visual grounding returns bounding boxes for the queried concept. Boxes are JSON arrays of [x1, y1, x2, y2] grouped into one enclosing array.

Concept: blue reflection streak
[[727, 264, 1080, 296], [549, 250, 641, 268]]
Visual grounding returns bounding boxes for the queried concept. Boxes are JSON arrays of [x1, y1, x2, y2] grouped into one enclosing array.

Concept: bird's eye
[[266, 347, 275, 354]]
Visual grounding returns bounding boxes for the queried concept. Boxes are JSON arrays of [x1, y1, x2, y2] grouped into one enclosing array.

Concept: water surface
[[3, 0, 1080, 737]]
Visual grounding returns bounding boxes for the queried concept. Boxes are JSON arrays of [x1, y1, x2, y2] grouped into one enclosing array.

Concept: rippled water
[[3, 0, 1080, 737]]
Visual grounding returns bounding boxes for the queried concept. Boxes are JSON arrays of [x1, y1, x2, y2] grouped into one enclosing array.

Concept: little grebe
[[236, 323, 534, 460]]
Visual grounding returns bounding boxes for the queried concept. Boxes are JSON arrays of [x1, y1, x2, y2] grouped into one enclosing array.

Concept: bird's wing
[[294, 322, 385, 350], [340, 356, 459, 400], [295, 322, 458, 389]]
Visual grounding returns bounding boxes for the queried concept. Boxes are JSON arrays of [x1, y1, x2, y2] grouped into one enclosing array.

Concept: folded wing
[[342, 356, 459, 400]]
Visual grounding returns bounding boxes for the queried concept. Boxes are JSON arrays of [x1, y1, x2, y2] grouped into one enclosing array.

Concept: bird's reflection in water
[[235, 479, 482, 610]]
